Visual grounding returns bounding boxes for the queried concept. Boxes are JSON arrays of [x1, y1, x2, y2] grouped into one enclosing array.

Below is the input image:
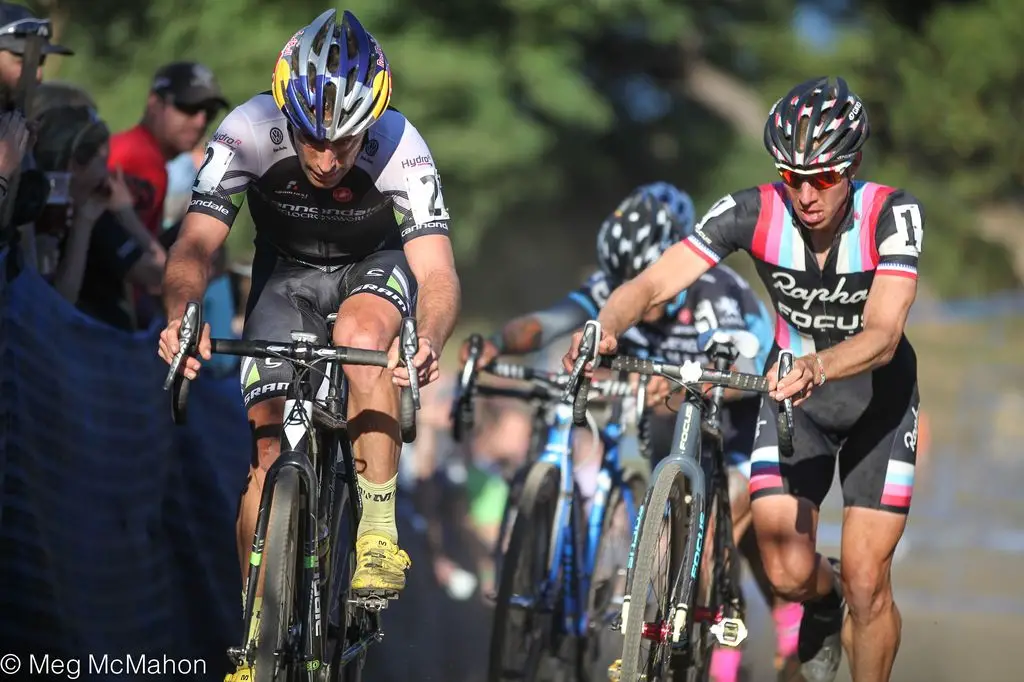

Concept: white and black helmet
[[764, 76, 869, 169], [597, 183, 694, 282]]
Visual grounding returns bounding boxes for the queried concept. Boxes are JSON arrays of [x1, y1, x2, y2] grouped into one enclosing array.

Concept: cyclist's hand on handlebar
[[389, 335, 440, 387], [157, 318, 211, 379], [458, 337, 500, 368], [766, 355, 816, 407], [561, 327, 618, 374]]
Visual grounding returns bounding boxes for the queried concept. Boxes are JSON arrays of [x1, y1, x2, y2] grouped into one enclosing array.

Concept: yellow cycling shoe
[[224, 665, 253, 682], [350, 532, 411, 598]]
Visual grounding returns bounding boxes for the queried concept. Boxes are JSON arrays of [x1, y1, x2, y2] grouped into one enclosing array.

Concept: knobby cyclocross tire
[[618, 461, 690, 682], [257, 467, 302, 682], [487, 461, 560, 682], [583, 472, 647, 682]]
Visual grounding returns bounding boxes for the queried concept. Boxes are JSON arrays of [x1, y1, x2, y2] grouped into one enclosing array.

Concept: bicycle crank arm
[[336, 628, 384, 667]]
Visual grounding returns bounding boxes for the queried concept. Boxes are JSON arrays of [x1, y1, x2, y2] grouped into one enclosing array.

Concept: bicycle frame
[[621, 368, 739, 652], [237, 354, 378, 675], [535, 402, 640, 639]]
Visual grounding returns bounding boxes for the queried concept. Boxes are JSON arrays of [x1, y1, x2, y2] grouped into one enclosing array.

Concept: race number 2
[[405, 170, 450, 226], [192, 142, 235, 194]]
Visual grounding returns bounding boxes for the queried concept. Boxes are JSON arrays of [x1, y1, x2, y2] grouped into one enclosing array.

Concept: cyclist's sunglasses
[[776, 164, 848, 191]]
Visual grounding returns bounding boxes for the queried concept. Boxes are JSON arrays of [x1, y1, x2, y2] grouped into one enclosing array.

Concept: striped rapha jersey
[[684, 181, 923, 356]]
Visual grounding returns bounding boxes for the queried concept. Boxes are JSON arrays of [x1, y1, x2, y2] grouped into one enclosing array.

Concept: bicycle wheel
[[487, 461, 560, 681], [618, 460, 690, 682], [491, 463, 530, 591], [583, 471, 647, 681], [257, 467, 303, 682]]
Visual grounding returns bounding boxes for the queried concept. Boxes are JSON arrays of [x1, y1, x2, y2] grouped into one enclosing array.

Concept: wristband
[[813, 354, 827, 386]]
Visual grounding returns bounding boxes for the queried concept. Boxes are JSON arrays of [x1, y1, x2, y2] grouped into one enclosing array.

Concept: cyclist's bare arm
[[597, 243, 713, 339], [816, 274, 916, 381], [163, 212, 230, 320], [406, 234, 460, 350]]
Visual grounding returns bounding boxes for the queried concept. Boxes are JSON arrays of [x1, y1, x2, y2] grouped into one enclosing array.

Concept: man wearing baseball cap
[[108, 61, 228, 239], [108, 61, 227, 327], [0, 1, 72, 96]]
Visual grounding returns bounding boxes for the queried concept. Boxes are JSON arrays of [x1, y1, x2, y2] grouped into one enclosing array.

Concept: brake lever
[[451, 334, 482, 442], [401, 317, 421, 409], [163, 301, 201, 391], [562, 320, 598, 404], [776, 350, 795, 458]]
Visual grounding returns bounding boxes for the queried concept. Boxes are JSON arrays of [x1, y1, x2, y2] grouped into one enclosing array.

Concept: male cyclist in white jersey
[[156, 10, 460, 680], [564, 77, 924, 682]]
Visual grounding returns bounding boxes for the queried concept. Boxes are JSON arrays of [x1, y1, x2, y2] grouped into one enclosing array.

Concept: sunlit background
[[5, 0, 1024, 680]]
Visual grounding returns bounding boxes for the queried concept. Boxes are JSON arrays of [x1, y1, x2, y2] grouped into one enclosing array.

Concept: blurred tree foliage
[[25, 0, 1022, 301]]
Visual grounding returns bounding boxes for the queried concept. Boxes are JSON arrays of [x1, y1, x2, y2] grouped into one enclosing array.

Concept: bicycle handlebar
[[562, 320, 795, 454], [163, 301, 421, 442], [450, 333, 634, 443]]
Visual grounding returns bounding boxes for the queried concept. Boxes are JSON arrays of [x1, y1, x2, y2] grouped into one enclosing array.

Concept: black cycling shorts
[[749, 342, 920, 514], [239, 247, 417, 408]]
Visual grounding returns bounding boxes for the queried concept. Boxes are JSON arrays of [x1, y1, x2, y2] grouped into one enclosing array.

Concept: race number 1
[[891, 204, 923, 254]]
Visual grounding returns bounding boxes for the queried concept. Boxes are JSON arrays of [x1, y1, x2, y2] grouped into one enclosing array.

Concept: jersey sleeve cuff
[[876, 262, 918, 279], [683, 236, 722, 266]]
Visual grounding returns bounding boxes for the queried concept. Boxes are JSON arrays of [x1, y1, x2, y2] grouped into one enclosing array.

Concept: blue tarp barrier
[[0, 263, 249, 680]]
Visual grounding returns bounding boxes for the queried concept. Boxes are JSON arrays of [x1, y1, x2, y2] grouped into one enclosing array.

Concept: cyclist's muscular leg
[[333, 292, 410, 596], [751, 496, 835, 604], [237, 400, 287, 585], [838, 507, 904, 682]]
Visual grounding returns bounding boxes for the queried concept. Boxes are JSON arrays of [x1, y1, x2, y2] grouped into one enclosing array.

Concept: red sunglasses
[[777, 166, 845, 190]]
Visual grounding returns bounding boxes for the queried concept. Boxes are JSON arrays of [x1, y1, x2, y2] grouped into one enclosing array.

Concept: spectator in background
[[109, 61, 227, 238], [0, 2, 73, 98], [0, 109, 29, 216], [32, 105, 164, 330], [163, 136, 207, 230], [108, 61, 227, 327], [32, 80, 96, 116]]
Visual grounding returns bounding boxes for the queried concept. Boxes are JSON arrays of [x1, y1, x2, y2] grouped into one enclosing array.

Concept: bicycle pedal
[[349, 593, 393, 612], [710, 617, 748, 647], [607, 659, 622, 682]]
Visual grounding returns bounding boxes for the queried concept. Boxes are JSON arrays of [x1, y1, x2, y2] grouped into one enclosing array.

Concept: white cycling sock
[[356, 473, 398, 543]]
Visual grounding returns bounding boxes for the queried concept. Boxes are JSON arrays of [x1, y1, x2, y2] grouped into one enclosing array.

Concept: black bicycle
[[164, 301, 421, 682], [564, 321, 794, 681]]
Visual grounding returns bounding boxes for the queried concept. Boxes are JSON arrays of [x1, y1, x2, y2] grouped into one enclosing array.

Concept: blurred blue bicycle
[[451, 335, 647, 681]]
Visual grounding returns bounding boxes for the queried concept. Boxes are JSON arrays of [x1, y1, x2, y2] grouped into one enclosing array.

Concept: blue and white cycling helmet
[[596, 182, 697, 282], [272, 9, 392, 142]]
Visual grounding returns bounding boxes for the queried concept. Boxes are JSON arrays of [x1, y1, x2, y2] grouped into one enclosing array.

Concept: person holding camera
[[32, 104, 164, 329]]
